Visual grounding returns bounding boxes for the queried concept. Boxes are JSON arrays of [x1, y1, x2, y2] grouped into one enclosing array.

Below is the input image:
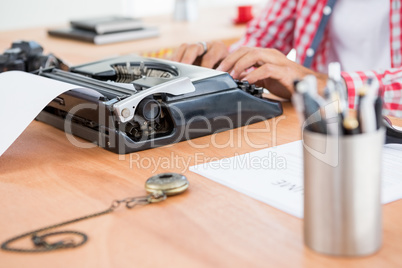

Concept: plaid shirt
[[231, 0, 402, 117]]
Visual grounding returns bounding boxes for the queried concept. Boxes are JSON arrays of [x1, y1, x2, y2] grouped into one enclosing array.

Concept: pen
[[295, 63, 382, 136], [328, 62, 348, 119], [296, 78, 327, 134], [292, 80, 306, 124], [374, 95, 383, 129], [370, 79, 383, 129], [357, 79, 377, 133], [323, 80, 345, 136], [343, 115, 360, 135]]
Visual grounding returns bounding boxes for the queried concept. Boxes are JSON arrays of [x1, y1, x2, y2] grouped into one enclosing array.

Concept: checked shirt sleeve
[[229, 0, 297, 55], [342, 67, 402, 117]]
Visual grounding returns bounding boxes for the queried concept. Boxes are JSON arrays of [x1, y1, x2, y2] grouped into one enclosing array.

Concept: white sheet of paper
[[189, 141, 402, 218], [0, 71, 83, 156]]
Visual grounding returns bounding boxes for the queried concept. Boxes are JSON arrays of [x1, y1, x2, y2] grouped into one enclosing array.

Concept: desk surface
[[0, 7, 245, 66], [1, 7, 402, 268]]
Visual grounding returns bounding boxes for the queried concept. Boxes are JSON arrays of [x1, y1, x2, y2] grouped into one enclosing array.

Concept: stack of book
[[48, 16, 159, 45]]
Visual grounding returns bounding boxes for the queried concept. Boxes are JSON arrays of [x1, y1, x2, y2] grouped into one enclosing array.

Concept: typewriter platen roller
[[36, 55, 283, 154]]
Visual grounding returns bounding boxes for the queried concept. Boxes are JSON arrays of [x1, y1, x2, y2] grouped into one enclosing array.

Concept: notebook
[[48, 26, 159, 45], [70, 16, 143, 34]]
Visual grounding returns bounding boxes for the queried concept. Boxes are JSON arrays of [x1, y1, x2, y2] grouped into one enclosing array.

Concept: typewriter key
[[145, 173, 189, 196]]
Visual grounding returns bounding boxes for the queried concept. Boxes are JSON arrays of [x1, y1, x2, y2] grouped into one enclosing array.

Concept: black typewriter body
[[36, 56, 282, 154]]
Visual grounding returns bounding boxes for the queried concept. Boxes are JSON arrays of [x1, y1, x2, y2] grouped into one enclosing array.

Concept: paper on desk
[[189, 141, 402, 218], [0, 71, 84, 156]]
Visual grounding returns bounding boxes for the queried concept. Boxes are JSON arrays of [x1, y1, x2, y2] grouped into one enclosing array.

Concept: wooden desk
[[1, 8, 402, 268], [0, 7, 245, 66]]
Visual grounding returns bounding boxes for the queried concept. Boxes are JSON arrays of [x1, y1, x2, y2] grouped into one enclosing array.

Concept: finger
[[243, 64, 294, 98], [237, 70, 252, 81], [201, 42, 228, 69], [181, 43, 204, 65], [216, 47, 251, 72], [171, 43, 189, 62], [230, 49, 274, 79], [242, 64, 275, 84], [233, 48, 289, 78]]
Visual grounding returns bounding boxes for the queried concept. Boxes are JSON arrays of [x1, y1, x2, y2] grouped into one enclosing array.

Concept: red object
[[234, 5, 253, 24]]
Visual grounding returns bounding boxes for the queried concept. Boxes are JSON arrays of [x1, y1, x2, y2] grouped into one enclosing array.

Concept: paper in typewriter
[[189, 141, 402, 218], [0, 71, 84, 156]]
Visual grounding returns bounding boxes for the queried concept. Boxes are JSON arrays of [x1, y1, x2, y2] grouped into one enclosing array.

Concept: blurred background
[[0, 0, 265, 31]]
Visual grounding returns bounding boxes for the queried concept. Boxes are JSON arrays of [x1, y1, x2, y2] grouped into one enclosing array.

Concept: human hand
[[171, 41, 229, 68], [216, 47, 328, 99]]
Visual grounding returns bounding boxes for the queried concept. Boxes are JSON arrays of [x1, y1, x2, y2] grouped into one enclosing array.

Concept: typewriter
[[33, 55, 283, 154]]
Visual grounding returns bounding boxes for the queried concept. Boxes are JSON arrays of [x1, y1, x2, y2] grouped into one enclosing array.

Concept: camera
[[0, 40, 66, 73]]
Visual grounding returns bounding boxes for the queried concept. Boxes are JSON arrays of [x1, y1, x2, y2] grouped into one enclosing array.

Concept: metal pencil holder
[[303, 127, 385, 256]]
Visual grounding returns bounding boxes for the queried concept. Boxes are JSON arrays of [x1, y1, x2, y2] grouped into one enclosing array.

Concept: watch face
[[145, 173, 189, 196]]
